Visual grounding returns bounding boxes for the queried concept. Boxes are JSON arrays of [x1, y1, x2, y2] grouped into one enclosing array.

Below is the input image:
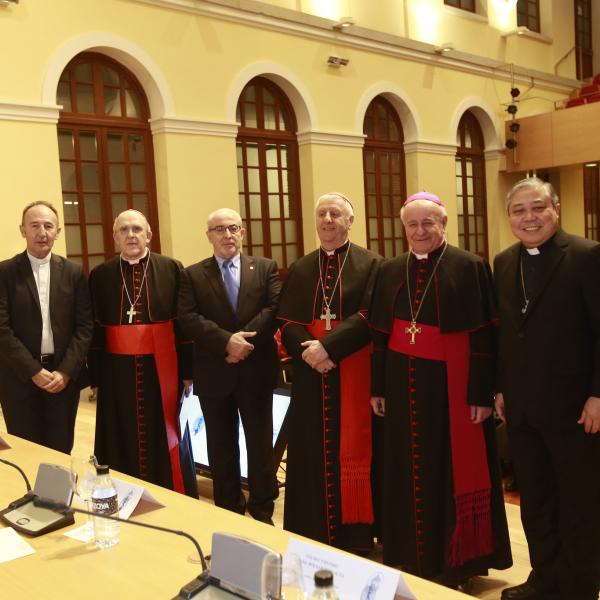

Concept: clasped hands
[[32, 369, 70, 393], [301, 339, 336, 374], [226, 331, 256, 364]]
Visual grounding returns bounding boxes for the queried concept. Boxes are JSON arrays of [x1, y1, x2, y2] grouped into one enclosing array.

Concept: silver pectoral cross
[[320, 307, 337, 331], [126, 306, 137, 324], [405, 320, 421, 345]]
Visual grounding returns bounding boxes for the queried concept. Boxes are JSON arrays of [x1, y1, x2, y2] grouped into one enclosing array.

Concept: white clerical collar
[[525, 247, 540, 255], [413, 252, 428, 260], [27, 251, 51, 266], [120, 248, 149, 265], [320, 240, 350, 257]]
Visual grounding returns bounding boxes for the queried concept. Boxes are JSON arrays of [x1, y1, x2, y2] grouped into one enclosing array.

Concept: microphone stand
[[33, 497, 210, 599]]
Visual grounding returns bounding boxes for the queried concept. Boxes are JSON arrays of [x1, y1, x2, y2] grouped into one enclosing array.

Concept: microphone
[[33, 496, 210, 598], [0, 457, 32, 492]]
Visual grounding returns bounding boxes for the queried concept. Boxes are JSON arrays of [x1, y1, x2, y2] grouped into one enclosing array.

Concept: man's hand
[[183, 379, 193, 397], [90, 387, 98, 400], [371, 396, 385, 417], [494, 392, 506, 423], [44, 371, 70, 394], [32, 369, 54, 389], [577, 396, 600, 434], [470, 405, 492, 424], [300, 340, 329, 369], [313, 358, 336, 374], [226, 331, 256, 363]]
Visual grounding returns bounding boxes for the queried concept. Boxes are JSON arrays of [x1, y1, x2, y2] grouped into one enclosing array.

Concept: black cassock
[[89, 253, 197, 496], [370, 244, 512, 584], [278, 242, 381, 551]]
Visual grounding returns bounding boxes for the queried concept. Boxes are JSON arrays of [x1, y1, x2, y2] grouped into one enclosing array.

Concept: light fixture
[[0, 0, 19, 5], [434, 43, 454, 55], [585, 163, 598, 168], [505, 139, 518, 149], [327, 56, 350, 68], [509, 122, 520, 133], [497, 0, 518, 8], [507, 104, 518, 114], [333, 16, 355, 31]]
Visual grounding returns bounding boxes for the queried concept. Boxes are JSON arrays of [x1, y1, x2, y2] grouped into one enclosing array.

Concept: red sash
[[307, 320, 374, 525], [388, 319, 493, 566], [105, 322, 185, 494]]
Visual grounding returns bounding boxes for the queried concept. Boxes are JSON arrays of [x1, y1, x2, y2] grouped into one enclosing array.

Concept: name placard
[[286, 538, 416, 600]]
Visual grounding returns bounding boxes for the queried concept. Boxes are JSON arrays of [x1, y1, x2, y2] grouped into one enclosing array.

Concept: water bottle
[[311, 570, 339, 599], [91, 464, 120, 548]]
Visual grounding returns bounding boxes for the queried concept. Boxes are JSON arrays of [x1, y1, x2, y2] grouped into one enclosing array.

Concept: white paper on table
[[65, 523, 94, 543], [0, 527, 35, 563], [286, 538, 416, 600], [0, 434, 11, 449]]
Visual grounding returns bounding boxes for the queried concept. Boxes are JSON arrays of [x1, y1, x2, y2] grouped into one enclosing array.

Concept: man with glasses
[[178, 208, 280, 523], [495, 177, 600, 600]]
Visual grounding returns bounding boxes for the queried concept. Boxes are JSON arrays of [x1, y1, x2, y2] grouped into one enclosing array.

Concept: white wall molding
[[404, 140, 457, 156], [0, 101, 60, 124], [128, 0, 578, 95], [150, 116, 238, 137], [296, 130, 365, 148]]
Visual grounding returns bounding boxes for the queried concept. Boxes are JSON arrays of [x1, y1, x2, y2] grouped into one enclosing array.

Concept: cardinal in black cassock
[[88, 210, 197, 497], [278, 192, 381, 552], [369, 192, 511, 588]]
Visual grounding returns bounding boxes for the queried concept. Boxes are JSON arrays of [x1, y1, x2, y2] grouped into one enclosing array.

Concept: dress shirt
[[27, 251, 54, 354]]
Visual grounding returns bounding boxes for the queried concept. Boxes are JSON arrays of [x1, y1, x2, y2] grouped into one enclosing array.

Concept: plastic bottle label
[[92, 495, 118, 515]]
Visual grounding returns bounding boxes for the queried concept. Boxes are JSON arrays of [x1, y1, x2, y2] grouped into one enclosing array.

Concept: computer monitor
[[179, 387, 291, 481]]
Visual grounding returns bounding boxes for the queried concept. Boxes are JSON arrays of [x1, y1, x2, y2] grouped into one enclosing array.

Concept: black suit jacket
[[177, 254, 280, 397], [494, 229, 600, 427], [0, 251, 93, 390]]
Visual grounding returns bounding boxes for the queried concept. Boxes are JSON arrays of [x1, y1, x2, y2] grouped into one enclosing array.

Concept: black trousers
[[507, 419, 600, 600], [198, 385, 278, 520], [0, 363, 80, 454]]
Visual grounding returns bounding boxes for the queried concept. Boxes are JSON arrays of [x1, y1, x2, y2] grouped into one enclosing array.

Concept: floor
[[1, 390, 531, 598]]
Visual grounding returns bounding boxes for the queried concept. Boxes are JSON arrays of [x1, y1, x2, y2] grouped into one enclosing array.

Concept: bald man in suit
[[0, 201, 92, 453], [177, 208, 280, 523]]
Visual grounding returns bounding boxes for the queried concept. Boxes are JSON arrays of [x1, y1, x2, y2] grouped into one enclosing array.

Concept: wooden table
[[0, 433, 466, 599]]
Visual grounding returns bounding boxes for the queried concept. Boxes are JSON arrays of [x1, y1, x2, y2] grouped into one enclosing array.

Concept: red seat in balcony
[[586, 92, 600, 104], [566, 97, 587, 108], [580, 83, 600, 97], [593, 74, 600, 86]]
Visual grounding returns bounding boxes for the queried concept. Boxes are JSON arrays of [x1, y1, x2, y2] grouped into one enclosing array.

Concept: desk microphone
[[33, 496, 210, 599], [0, 457, 32, 493]]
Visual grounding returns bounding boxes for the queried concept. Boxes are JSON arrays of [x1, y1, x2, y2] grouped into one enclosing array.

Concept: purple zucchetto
[[404, 191, 444, 206]]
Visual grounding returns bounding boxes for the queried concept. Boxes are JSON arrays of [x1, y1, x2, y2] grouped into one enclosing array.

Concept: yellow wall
[[0, 0, 590, 270]]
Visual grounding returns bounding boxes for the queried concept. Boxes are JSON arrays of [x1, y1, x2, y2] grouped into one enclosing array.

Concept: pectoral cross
[[405, 320, 421, 345], [320, 307, 336, 331], [126, 306, 137, 324]]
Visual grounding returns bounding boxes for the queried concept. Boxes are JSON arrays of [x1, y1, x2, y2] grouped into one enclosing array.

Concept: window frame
[[362, 96, 407, 258], [516, 0, 541, 33]]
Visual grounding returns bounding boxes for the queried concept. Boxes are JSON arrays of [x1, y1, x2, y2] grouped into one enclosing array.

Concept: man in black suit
[[177, 208, 280, 523], [495, 177, 600, 600], [0, 201, 92, 453]]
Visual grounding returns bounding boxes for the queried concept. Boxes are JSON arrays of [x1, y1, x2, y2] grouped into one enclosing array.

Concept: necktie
[[222, 259, 239, 310]]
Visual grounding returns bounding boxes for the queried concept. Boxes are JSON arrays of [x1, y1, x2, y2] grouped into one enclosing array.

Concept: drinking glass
[[70, 454, 97, 536], [262, 552, 306, 600]]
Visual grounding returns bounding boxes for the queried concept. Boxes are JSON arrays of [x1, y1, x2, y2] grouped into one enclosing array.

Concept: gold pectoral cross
[[320, 307, 337, 331], [126, 306, 137, 324], [405, 320, 421, 345]]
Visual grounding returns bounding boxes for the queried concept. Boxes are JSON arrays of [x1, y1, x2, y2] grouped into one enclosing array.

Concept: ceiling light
[[434, 43, 454, 55], [327, 56, 350, 68], [333, 16, 355, 31]]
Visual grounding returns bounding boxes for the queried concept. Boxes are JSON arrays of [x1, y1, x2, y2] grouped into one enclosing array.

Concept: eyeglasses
[[208, 224, 242, 235]]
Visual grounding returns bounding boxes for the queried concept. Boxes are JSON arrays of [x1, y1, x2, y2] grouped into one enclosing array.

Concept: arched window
[[455, 111, 488, 260], [363, 96, 407, 257], [56, 52, 159, 273], [236, 77, 303, 274]]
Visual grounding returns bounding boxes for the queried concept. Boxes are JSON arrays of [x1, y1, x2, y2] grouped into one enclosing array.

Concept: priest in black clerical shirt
[[495, 177, 600, 600]]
